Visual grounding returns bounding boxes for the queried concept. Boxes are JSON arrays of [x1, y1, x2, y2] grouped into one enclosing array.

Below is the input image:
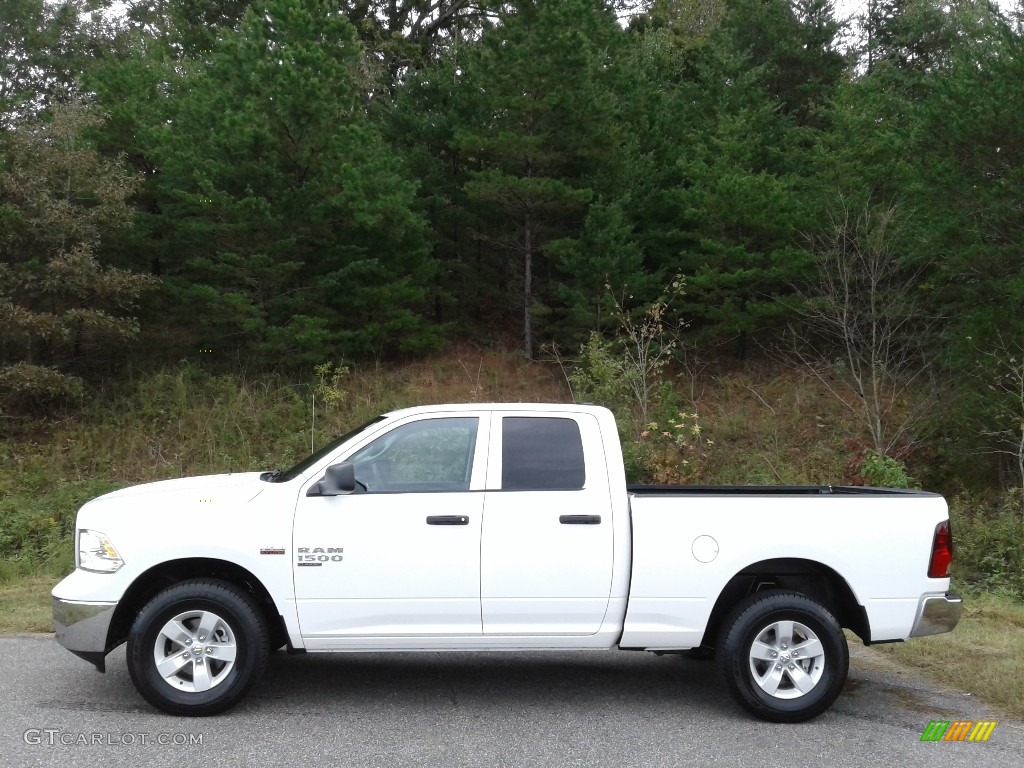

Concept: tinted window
[[502, 417, 585, 490], [349, 417, 478, 492]]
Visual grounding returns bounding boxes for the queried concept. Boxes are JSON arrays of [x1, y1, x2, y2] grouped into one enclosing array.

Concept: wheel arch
[[700, 558, 869, 648], [106, 558, 289, 653]]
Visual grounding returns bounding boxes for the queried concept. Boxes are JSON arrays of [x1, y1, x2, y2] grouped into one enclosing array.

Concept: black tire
[[716, 590, 848, 723], [127, 579, 269, 716]]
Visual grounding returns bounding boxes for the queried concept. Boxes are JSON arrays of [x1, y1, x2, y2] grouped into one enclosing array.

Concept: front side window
[[276, 416, 386, 482], [501, 417, 585, 490], [348, 417, 478, 493]]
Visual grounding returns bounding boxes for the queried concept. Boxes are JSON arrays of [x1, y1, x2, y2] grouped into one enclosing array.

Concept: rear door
[[480, 412, 614, 635]]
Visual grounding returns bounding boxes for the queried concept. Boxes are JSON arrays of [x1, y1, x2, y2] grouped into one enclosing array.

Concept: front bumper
[[909, 592, 963, 638], [53, 596, 117, 672]]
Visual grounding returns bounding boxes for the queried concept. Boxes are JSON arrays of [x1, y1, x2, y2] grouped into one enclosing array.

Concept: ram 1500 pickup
[[52, 403, 961, 722]]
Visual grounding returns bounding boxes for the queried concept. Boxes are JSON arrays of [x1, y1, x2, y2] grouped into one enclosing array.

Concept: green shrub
[[565, 279, 700, 484], [859, 449, 915, 488], [0, 362, 85, 419], [950, 491, 1024, 599], [568, 332, 632, 416]]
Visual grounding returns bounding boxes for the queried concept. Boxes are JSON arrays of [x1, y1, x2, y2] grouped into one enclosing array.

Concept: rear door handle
[[426, 515, 469, 525], [559, 515, 601, 525]]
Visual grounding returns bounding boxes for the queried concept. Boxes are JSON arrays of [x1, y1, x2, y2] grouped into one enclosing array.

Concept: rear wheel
[[127, 579, 269, 716], [717, 590, 848, 723]]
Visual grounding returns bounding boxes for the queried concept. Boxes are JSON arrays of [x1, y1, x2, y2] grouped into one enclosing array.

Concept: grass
[[693, 365, 855, 485], [5, 343, 570, 485], [873, 590, 1024, 719], [0, 575, 61, 634]]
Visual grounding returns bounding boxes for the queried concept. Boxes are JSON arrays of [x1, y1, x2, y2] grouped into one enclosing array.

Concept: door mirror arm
[[306, 462, 358, 496]]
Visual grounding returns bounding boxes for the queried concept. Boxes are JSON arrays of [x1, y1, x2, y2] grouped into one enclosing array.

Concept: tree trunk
[[523, 211, 533, 359]]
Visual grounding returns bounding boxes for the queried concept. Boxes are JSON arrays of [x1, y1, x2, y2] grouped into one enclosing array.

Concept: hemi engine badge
[[259, 547, 286, 555]]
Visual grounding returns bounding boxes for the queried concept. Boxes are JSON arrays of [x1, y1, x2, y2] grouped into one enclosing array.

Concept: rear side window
[[501, 417, 585, 490]]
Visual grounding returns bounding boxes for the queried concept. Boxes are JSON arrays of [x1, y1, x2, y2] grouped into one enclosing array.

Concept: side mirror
[[307, 462, 357, 496]]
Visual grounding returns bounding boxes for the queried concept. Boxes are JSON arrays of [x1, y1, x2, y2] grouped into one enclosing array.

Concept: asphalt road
[[1, 636, 1021, 768]]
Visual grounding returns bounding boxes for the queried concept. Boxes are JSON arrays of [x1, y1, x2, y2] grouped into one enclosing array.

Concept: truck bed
[[621, 485, 949, 652], [627, 484, 937, 496]]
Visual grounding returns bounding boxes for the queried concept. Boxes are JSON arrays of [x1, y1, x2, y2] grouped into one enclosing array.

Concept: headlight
[[77, 529, 124, 573]]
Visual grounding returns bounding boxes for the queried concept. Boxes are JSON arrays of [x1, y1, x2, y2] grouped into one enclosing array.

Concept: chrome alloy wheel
[[747, 619, 825, 699], [153, 610, 237, 693]]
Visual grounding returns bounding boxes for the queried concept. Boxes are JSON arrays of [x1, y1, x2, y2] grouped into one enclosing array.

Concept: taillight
[[928, 520, 954, 578]]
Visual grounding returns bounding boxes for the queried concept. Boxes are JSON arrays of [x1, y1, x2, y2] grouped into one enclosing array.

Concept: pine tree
[[451, 0, 626, 357], [149, 0, 439, 361]]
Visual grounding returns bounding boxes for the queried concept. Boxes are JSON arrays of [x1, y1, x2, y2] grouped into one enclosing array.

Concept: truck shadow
[[246, 650, 735, 717]]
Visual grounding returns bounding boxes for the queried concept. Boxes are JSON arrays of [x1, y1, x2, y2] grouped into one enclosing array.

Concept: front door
[[293, 414, 488, 640]]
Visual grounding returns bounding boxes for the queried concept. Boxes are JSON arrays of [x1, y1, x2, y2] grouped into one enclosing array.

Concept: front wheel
[[127, 579, 269, 716], [717, 590, 849, 723]]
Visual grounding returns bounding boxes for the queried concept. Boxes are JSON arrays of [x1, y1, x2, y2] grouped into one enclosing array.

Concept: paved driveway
[[1, 637, 1020, 767]]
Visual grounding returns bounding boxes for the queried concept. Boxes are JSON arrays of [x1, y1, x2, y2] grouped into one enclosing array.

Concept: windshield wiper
[[259, 470, 283, 482]]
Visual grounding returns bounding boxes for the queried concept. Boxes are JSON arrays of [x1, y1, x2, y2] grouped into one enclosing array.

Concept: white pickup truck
[[53, 403, 961, 722]]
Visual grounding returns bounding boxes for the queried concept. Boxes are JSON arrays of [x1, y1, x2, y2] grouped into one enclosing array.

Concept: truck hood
[[97, 472, 268, 503], [73, 471, 291, 574]]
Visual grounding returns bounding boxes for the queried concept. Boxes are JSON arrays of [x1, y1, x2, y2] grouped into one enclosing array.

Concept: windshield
[[272, 415, 387, 482]]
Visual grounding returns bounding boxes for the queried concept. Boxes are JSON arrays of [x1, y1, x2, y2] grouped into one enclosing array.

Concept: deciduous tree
[[0, 102, 154, 417], [788, 199, 935, 456]]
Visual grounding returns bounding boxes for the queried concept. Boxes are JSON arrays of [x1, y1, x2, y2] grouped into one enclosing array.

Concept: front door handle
[[426, 515, 469, 525], [559, 515, 601, 525]]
